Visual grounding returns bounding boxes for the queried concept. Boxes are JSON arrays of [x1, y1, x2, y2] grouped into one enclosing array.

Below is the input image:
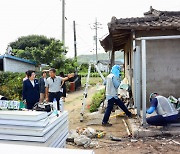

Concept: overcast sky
[[0, 0, 179, 57]]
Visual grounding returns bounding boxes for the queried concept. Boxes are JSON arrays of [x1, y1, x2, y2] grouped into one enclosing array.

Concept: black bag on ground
[[33, 103, 51, 112]]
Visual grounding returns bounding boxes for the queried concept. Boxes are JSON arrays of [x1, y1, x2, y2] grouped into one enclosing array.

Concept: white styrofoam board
[[0, 143, 95, 154], [50, 130, 68, 148], [0, 117, 49, 127], [0, 122, 68, 147], [49, 126, 68, 147], [0, 111, 48, 121], [0, 120, 68, 142], [0, 111, 68, 136], [60, 141, 66, 148], [55, 133, 68, 148]]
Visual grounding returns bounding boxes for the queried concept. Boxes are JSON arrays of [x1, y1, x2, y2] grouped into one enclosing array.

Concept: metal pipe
[[133, 32, 136, 108], [94, 64, 105, 82], [80, 63, 91, 122], [136, 35, 180, 41], [141, 40, 147, 125], [136, 46, 141, 117], [133, 49, 137, 108]]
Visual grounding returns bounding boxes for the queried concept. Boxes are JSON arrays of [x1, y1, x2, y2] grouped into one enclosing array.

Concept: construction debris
[[96, 132, 106, 138], [171, 140, 180, 145], [66, 130, 79, 142], [74, 135, 91, 146], [110, 135, 122, 141], [88, 141, 99, 148], [67, 127, 105, 148], [81, 127, 97, 138], [130, 139, 138, 143]]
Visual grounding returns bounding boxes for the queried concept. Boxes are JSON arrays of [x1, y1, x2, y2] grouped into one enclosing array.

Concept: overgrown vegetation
[[89, 89, 105, 113], [9, 35, 77, 73], [81, 77, 103, 87], [79, 72, 108, 78], [0, 72, 24, 100], [10, 35, 66, 66]]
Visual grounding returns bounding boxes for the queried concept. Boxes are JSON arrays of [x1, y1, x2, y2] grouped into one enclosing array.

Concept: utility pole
[[95, 19, 98, 62], [91, 18, 102, 63], [62, 0, 65, 50], [73, 21, 77, 59]]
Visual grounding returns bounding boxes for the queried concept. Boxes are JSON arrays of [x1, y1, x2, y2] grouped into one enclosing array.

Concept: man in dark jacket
[[23, 70, 40, 109], [39, 71, 47, 103]]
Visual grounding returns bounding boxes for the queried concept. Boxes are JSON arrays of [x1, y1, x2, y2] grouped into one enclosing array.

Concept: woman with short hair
[[22, 70, 40, 109]]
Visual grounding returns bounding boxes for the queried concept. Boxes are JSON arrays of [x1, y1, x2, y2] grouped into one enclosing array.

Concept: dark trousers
[[26, 101, 37, 110], [48, 92, 62, 110], [102, 97, 131, 123], [146, 114, 179, 126]]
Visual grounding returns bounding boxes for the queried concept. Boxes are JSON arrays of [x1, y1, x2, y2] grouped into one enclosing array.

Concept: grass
[[81, 77, 103, 87]]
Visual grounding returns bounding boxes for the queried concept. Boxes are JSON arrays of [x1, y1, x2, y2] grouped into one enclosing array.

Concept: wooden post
[[110, 51, 115, 71]]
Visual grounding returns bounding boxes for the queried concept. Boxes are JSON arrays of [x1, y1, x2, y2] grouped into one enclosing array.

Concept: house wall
[[113, 29, 180, 107], [146, 39, 180, 98], [3, 58, 35, 73], [135, 30, 180, 101]]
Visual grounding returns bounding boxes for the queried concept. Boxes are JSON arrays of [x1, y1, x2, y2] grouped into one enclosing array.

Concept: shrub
[[90, 89, 105, 112], [0, 72, 25, 100], [79, 72, 108, 78]]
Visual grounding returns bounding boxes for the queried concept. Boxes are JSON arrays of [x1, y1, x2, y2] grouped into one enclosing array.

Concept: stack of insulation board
[[0, 110, 68, 148], [0, 143, 95, 154]]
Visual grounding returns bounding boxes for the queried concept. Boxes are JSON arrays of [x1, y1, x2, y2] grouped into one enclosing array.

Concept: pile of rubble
[[67, 127, 105, 148]]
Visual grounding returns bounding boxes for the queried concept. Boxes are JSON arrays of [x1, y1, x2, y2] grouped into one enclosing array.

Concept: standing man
[[146, 93, 179, 126], [102, 65, 132, 127], [39, 71, 47, 103], [23, 70, 40, 109], [45, 68, 74, 110], [59, 72, 67, 102]]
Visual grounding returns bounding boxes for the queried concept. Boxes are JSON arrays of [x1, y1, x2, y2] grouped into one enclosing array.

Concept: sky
[[0, 0, 179, 57]]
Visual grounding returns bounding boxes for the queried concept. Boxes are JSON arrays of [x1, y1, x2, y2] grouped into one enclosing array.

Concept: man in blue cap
[[102, 65, 132, 127]]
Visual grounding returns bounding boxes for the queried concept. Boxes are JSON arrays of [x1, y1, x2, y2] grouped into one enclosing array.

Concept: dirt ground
[[64, 86, 180, 154]]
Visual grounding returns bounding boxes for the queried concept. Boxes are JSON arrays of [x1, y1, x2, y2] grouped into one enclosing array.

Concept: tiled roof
[[109, 7, 180, 30], [100, 7, 180, 52]]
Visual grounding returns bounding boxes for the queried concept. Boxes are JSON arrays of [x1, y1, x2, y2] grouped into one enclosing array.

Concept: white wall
[[3, 58, 35, 73], [97, 63, 109, 72]]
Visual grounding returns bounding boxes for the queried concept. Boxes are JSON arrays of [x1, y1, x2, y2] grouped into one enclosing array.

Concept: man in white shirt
[[45, 68, 74, 110], [39, 71, 47, 103]]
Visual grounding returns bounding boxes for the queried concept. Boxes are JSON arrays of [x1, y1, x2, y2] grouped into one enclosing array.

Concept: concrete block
[[128, 118, 180, 138]]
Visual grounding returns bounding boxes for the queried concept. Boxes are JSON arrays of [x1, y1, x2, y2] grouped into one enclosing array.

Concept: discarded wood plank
[[122, 119, 132, 137], [172, 140, 180, 145], [110, 112, 125, 118]]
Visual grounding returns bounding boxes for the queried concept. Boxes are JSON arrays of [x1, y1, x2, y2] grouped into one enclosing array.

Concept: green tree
[[10, 35, 52, 51], [9, 35, 67, 66]]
